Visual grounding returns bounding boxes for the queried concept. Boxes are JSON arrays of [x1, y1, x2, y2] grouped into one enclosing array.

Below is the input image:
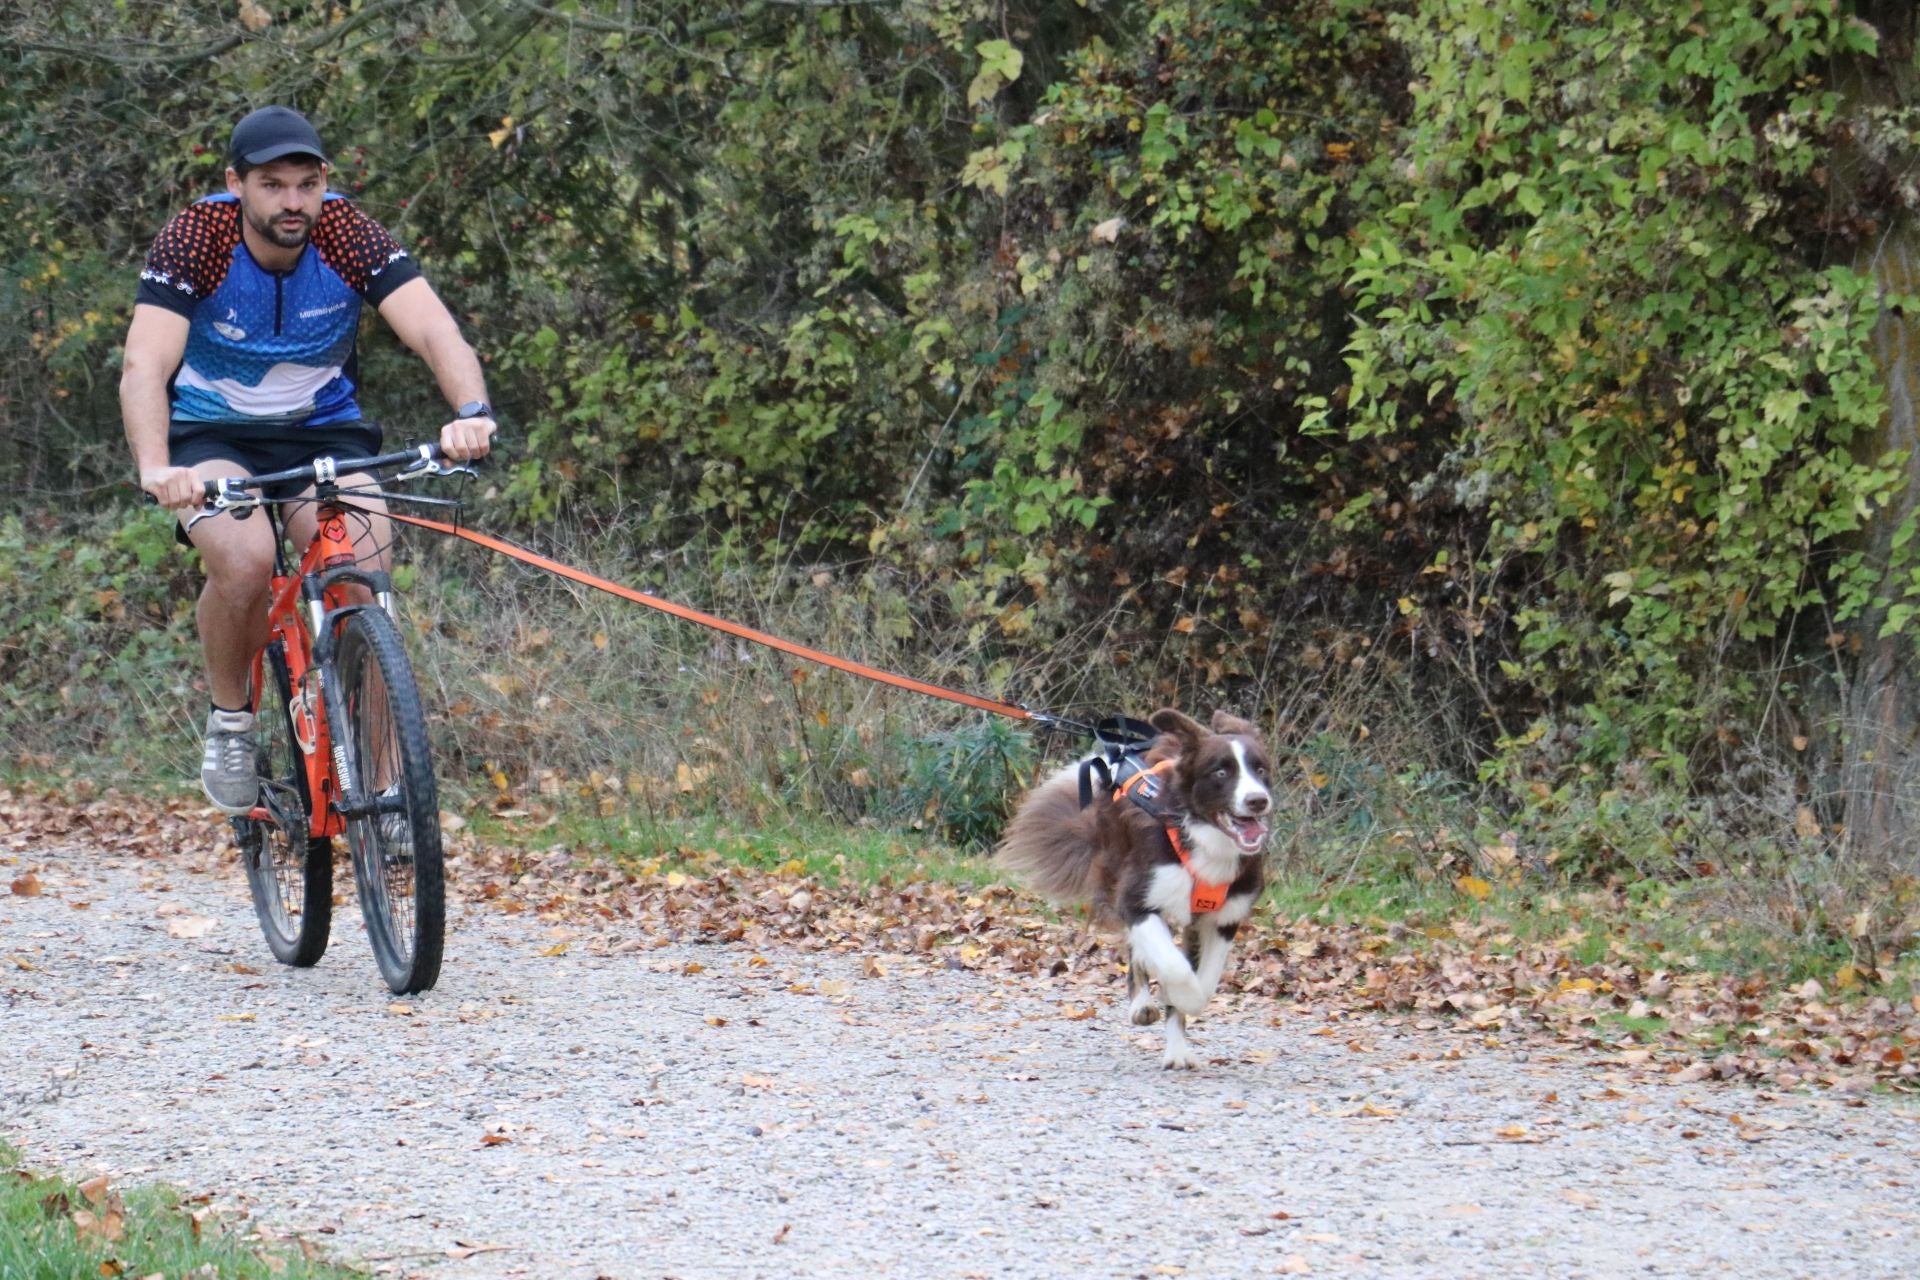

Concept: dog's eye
[[1214, 764, 1231, 777]]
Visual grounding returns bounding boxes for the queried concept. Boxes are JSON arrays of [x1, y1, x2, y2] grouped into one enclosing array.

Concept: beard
[[245, 205, 313, 250]]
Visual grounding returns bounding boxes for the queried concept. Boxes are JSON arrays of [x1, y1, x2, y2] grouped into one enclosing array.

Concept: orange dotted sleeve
[[310, 198, 423, 305], [136, 200, 241, 317]]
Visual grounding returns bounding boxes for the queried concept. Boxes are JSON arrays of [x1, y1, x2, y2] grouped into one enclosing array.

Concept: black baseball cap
[[229, 106, 328, 168]]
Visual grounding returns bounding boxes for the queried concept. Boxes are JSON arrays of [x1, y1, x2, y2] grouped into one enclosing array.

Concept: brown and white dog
[[997, 709, 1273, 1068]]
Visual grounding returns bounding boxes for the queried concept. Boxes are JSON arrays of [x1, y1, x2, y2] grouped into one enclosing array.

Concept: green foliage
[[0, 510, 200, 760], [1343, 0, 1916, 785], [11, 0, 1920, 856], [891, 717, 1037, 851]]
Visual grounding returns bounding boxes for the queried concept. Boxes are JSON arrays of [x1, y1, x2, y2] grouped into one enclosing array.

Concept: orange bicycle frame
[[247, 498, 372, 839]]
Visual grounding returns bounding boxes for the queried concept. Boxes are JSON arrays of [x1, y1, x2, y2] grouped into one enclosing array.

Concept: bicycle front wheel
[[241, 639, 332, 966], [335, 607, 445, 993]]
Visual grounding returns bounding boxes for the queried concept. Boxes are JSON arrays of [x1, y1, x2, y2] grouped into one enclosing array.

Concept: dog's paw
[[1129, 1001, 1163, 1026], [1162, 977, 1206, 1017], [1161, 1044, 1200, 1070]]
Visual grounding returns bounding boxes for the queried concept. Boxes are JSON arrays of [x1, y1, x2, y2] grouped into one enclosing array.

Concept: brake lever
[[392, 444, 478, 483], [183, 477, 260, 530]]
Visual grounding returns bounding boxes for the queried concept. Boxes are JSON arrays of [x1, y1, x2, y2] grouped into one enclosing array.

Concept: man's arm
[[121, 304, 198, 509], [376, 276, 495, 461]]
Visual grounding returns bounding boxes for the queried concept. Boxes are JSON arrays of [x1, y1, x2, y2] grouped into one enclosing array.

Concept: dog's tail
[[994, 764, 1107, 905]]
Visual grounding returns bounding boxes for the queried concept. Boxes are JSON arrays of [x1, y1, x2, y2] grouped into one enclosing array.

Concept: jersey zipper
[[274, 272, 284, 335]]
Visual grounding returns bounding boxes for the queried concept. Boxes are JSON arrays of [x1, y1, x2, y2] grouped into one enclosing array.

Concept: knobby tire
[[241, 640, 333, 966], [336, 608, 444, 994]]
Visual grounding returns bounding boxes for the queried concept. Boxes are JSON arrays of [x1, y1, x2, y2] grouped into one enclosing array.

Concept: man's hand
[[439, 414, 496, 462], [141, 465, 204, 511]]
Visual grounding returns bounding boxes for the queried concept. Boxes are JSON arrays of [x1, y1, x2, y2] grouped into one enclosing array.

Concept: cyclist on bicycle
[[121, 105, 496, 815]]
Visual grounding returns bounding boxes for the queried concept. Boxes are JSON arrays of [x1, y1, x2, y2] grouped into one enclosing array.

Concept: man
[[123, 105, 496, 814]]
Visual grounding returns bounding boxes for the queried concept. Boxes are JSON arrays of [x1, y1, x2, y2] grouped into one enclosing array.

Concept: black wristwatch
[[455, 400, 494, 421]]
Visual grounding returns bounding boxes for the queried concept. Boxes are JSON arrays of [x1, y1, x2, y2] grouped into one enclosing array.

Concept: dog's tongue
[[1231, 816, 1270, 851]]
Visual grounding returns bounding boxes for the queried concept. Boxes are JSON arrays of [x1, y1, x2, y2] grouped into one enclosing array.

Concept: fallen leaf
[[479, 1134, 512, 1147], [9, 873, 41, 897], [71, 1207, 125, 1244], [447, 1242, 512, 1259], [540, 942, 569, 957], [166, 914, 217, 940], [216, 1013, 256, 1023], [388, 1003, 414, 1016], [1091, 216, 1124, 243], [1561, 1189, 1600, 1209]]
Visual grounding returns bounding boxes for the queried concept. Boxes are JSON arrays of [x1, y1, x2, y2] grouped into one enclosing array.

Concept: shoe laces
[[207, 726, 255, 776]]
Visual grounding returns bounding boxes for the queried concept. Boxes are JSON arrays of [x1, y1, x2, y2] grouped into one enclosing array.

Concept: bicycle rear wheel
[[335, 607, 444, 993], [241, 639, 333, 966]]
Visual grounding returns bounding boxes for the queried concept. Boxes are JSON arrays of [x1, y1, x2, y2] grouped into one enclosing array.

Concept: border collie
[[997, 708, 1273, 1068]]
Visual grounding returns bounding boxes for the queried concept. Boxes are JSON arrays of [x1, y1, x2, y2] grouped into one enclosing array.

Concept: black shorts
[[168, 419, 384, 546]]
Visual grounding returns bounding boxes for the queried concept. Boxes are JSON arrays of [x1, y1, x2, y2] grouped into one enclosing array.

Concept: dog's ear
[[1149, 708, 1206, 753], [1211, 709, 1260, 738]]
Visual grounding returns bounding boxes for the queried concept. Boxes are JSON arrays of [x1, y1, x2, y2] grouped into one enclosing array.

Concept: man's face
[[227, 157, 326, 250]]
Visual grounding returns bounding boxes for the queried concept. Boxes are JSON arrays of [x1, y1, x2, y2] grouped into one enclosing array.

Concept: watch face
[[457, 401, 491, 419]]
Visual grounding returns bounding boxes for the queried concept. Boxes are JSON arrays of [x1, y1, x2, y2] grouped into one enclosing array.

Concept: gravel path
[[4, 839, 1919, 1279]]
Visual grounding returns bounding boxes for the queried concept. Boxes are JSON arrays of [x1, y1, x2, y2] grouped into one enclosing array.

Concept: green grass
[[1595, 1010, 1671, 1042], [1260, 853, 1918, 995], [0, 1143, 361, 1279]]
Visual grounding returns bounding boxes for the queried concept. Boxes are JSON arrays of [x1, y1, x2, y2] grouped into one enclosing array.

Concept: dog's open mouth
[[1226, 814, 1269, 852]]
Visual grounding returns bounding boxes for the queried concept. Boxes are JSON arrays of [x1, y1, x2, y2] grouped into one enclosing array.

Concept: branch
[[12, 0, 411, 70], [15, 34, 242, 68], [293, 0, 417, 54]]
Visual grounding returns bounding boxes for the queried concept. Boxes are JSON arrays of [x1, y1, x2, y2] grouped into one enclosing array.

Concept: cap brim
[[238, 143, 328, 166]]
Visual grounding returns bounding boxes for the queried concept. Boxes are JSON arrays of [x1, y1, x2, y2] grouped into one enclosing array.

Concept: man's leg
[[182, 460, 276, 812]]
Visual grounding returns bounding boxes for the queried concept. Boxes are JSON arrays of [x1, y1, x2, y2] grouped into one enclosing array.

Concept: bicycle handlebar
[[141, 442, 478, 530], [201, 443, 458, 503]]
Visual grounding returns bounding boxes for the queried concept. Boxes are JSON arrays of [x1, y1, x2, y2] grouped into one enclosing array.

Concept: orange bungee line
[[372, 507, 1065, 728]]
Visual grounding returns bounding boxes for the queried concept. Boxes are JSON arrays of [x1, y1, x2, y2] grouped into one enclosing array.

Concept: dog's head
[[1148, 708, 1273, 853]]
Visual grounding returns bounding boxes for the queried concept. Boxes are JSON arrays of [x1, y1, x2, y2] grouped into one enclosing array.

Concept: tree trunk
[[1832, 4, 1920, 865]]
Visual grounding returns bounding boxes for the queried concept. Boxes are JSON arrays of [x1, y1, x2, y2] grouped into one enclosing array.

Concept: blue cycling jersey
[[136, 192, 422, 427]]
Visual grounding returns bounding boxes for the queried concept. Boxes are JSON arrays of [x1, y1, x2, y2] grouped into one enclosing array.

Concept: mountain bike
[[179, 445, 473, 993]]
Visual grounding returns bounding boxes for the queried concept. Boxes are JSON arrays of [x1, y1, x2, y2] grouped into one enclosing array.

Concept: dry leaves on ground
[[2, 785, 1914, 1093]]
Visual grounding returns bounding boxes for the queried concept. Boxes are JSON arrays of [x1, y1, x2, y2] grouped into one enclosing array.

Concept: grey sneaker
[[201, 708, 259, 815], [376, 785, 413, 864]]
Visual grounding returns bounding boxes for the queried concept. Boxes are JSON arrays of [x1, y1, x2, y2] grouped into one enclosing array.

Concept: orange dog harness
[[1115, 760, 1231, 915]]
